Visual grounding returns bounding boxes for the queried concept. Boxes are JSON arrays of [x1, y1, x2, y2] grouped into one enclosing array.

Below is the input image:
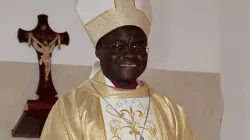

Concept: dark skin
[[95, 25, 148, 89]]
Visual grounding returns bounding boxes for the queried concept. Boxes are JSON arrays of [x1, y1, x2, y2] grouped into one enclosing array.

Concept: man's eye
[[134, 44, 144, 49], [110, 44, 125, 49]]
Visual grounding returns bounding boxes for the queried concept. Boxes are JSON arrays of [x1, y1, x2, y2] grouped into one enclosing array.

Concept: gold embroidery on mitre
[[84, 0, 151, 46]]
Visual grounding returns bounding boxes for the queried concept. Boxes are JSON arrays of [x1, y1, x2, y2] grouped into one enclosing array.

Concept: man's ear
[[95, 46, 100, 59]]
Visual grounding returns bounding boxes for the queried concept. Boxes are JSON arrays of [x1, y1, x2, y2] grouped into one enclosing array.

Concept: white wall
[[0, 0, 220, 73], [220, 0, 250, 139], [151, 0, 221, 73]]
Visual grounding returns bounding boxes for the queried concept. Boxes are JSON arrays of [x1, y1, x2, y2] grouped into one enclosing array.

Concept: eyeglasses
[[100, 43, 149, 54]]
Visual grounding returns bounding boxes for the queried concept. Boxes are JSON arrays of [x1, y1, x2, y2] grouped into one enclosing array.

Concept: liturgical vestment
[[40, 70, 196, 140]]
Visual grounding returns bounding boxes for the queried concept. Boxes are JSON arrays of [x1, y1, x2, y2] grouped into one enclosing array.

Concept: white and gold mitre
[[76, 0, 152, 46]]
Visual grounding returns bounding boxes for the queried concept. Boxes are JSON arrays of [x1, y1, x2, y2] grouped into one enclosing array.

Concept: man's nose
[[122, 47, 136, 59]]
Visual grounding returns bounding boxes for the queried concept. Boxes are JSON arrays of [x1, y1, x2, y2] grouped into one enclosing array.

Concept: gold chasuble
[[41, 70, 196, 140], [41, 0, 196, 139]]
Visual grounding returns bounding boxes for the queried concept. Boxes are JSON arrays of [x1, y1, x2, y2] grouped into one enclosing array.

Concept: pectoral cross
[[17, 14, 70, 100]]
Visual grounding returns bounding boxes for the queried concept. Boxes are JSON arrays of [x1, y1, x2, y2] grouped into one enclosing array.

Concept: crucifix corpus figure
[[27, 32, 61, 81]]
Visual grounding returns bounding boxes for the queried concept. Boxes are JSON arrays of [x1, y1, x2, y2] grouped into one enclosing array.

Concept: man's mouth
[[120, 64, 137, 68]]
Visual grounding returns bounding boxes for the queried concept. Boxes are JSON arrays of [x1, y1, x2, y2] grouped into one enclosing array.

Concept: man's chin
[[117, 75, 138, 82], [114, 68, 142, 82]]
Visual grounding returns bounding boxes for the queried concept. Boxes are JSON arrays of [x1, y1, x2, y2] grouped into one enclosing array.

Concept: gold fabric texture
[[83, 0, 151, 46], [40, 70, 197, 140]]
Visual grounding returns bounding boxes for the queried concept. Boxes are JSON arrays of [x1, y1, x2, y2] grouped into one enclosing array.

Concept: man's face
[[96, 25, 148, 82]]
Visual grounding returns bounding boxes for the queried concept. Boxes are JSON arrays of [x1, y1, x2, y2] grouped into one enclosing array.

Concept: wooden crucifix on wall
[[12, 14, 70, 138]]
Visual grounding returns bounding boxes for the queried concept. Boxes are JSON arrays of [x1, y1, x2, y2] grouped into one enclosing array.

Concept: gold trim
[[136, 9, 150, 23], [132, 0, 136, 8], [80, 70, 150, 98], [132, 0, 150, 23], [151, 96, 163, 140], [98, 97, 108, 140], [81, 0, 151, 46], [114, 0, 117, 8], [84, 0, 150, 27]]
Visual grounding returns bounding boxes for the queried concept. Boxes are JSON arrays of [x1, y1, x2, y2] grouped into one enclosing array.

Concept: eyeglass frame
[[96, 43, 149, 54]]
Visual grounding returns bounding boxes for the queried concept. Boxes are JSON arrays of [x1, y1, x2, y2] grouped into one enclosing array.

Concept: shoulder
[[149, 88, 180, 106], [57, 80, 92, 108], [149, 88, 187, 118], [149, 89, 197, 139], [49, 82, 91, 123]]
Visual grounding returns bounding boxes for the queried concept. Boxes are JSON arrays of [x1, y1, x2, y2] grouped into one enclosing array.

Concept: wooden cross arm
[[17, 14, 70, 46]]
